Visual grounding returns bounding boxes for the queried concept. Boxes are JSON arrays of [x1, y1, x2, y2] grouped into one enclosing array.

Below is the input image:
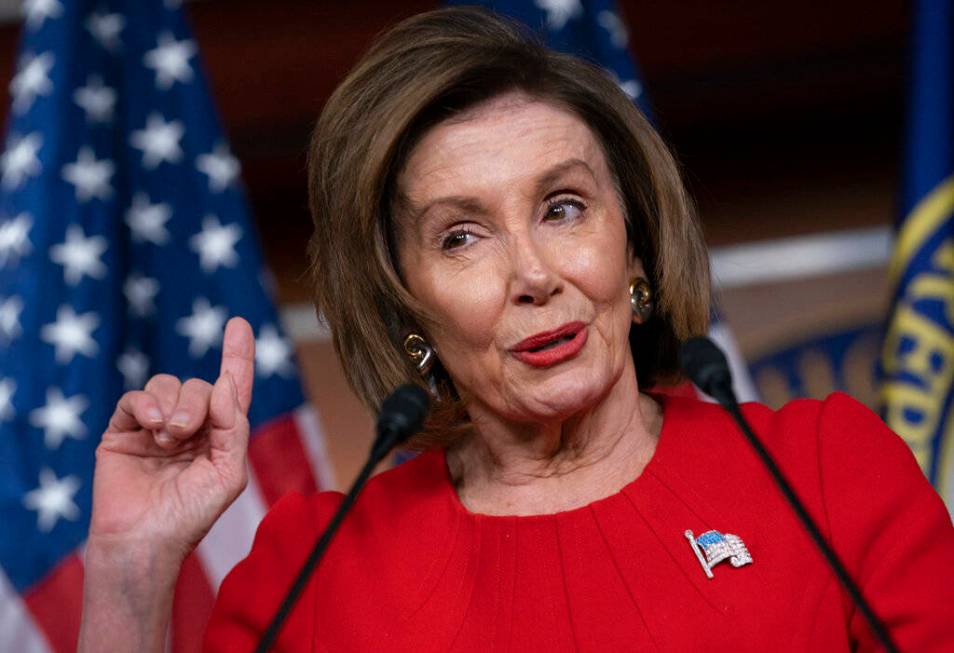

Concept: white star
[[117, 348, 150, 390], [535, 0, 582, 30], [1, 132, 42, 190], [23, 468, 81, 532], [123, 273, 159, 318], [73, 75, 116, 123], [196, 143, 240, 192], [50, 224, 108, 285], [190, 215, 242, 273], [597, 10, 628, 49], [29, 387, 88, 449], [10, 51, 54, 114], [125, 193, 171, 245], [62, 147, 114, 202], [23, 0, 63, 30], [176, 298, 227, 358], [143, 32, 196, 90], [0, 213, 33, 266], [86, 10, 124, 51], [256, 324, 294, 377], [0, 295, 24, 342], [0, 378, 15, 421], [130, 113, 184, 169], [619, 79, 642, 100], [41, 304, 99, 364]]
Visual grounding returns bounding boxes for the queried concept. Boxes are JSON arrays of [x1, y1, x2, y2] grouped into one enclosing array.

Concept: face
[[395, 93, 642, 425]]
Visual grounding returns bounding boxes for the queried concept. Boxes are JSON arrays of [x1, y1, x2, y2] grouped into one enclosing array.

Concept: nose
[[508, 232, 561, 306]]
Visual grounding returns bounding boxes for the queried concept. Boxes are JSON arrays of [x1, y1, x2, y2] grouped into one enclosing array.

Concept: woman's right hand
[[88, 316, 256, 559]]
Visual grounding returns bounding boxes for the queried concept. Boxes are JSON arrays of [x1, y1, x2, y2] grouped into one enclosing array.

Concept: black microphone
[[680, 337, 898, 653], [255, 384, 430, 653]]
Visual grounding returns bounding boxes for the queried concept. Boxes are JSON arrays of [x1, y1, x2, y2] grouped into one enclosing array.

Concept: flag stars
[[23, 468, 81, 533], [1, 132, 43, 190], [176, 298, 226, 358], [29, 388, 88, 449], [41, 305, 99, 364], [535, 0, 582, 30], [62, 147, 114, 202], [190, 215, 242, 272], [596, 10, 628, 49], [0, 378, 15, 421], [0, 295, 24, 342], [126, 193, 172, 245], [0, 213, 33, 266], [118, 348, 150, 389], [144, 32, 196, 90], [124, 273, 159, 318], [10, 51, 54, 114], [197, 143, 240, 192], [256, 325, 294, 377], [23, 0, 63, 30], [86, 10, 124, 51], [50, 224, 108, 285], [130, 113, 184, 169], [74, 76, 116, 123]]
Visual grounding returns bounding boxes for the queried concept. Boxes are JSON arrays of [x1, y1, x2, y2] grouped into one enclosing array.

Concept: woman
[[79, 7, 954, 652]]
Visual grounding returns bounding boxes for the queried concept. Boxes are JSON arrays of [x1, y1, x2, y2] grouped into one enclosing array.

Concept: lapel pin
[[685, 529, 753, 579]]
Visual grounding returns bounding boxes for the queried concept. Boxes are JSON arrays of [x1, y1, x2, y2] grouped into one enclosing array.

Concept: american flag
[[451, 0, 759, 403], [0, 1, 334, 651]]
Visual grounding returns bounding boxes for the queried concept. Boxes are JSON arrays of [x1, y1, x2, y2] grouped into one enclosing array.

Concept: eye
[[544, 197, 586, 222], [441, 228, 476, 251]]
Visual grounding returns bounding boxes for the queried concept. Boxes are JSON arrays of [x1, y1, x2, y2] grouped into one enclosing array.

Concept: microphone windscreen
[[377, 384, 430, 444], [679, 336, 732, 399]]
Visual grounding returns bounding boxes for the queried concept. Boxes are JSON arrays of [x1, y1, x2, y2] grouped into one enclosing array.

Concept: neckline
[[437, 393, 676, 522]]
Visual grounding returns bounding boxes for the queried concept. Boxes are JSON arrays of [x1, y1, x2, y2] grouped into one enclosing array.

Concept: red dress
[[205, 393, 954, 651]]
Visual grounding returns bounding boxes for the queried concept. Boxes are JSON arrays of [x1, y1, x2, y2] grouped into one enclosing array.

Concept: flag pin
[[685, 529, 753, 579]]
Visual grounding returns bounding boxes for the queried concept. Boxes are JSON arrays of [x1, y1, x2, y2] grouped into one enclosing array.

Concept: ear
[[626, 249, 646, 281]]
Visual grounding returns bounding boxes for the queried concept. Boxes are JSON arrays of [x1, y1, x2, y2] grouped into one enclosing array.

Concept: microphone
[[255, 384, 430, 653], [680, 337, 898, 653]]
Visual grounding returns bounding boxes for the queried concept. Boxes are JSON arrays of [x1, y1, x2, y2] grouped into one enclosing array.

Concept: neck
[[446, 364, 662, 516]]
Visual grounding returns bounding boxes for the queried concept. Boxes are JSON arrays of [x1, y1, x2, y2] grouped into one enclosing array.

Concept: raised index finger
[[219, 316, 255, 415]]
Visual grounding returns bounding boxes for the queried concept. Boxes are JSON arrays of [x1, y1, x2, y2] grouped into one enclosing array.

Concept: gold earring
[[629, 277, 653, 323], [403, 333, 435, 375]]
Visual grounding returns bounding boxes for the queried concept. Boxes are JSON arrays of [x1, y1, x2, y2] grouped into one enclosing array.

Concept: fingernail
[[170, 412, 190, 428], [156, 430, 174, 446], [147, 408, 163, 423]]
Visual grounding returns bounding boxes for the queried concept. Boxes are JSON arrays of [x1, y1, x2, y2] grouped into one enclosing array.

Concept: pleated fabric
[[205, 393, 954, 652]]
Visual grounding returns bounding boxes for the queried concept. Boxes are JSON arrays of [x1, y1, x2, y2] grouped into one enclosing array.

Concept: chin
[[510, 366, 614, 422]]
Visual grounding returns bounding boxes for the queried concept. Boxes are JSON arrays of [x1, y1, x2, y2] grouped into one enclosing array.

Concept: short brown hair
[[306, 7, 710, 448]]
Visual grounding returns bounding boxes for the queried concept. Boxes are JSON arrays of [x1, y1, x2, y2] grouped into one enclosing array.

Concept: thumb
[[218, 316, 255, 415]]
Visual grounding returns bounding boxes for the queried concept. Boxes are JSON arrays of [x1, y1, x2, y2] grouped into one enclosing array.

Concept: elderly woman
[[79, 7, 954, 652]]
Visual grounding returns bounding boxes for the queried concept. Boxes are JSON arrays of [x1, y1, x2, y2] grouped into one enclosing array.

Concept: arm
[[78, 317, 256, 653], [817, 393, 954, 651]]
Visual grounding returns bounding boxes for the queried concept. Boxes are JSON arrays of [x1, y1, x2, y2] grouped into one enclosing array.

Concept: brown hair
[[306, 7, 710, 448]]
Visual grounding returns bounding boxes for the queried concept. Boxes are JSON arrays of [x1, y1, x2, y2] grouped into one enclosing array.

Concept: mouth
[[510, 321, 588, 368]]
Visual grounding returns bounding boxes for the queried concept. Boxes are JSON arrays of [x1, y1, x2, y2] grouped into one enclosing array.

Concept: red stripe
[[171, 552, 216, 653], [248, 413, 318, 506], [23, 553, 84, 653]]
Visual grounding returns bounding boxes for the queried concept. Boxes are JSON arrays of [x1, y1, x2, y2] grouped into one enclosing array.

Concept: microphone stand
[[684, 338, 899, 653], [254, 385, 429, 653]]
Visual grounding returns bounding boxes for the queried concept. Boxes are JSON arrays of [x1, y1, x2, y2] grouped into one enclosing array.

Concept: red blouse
[[205, 393, 954, 651]]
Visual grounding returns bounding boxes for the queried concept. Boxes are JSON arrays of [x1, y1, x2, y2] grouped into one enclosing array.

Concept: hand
[[88, 317, 256, 559]]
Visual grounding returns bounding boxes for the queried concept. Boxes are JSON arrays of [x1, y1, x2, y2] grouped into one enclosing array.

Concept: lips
[[510, 321, 588, 368]]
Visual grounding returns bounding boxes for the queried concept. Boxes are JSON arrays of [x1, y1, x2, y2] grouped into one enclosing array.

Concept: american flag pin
[[685, 529, 753, 579]]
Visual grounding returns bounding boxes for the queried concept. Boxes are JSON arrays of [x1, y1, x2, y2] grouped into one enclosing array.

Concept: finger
[[143, 374, 183, 420], [218, 317, 255, 416], [208, 372, 250, 469], [107, 391, 165, 433], [167, 378, 214, 440]]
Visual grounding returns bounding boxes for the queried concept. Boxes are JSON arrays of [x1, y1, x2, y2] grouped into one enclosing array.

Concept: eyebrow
[[407, 157, 599, 223]]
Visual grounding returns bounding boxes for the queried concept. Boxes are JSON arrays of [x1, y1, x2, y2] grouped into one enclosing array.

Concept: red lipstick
[[510, 321, 588, 368]]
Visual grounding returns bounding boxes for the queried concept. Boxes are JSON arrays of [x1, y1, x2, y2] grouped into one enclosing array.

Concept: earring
[[629, 277, 654, 323], [403, 333, 435, 376]]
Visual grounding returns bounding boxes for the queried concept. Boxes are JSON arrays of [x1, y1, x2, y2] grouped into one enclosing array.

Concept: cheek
[[422, 261, 506, 349]]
